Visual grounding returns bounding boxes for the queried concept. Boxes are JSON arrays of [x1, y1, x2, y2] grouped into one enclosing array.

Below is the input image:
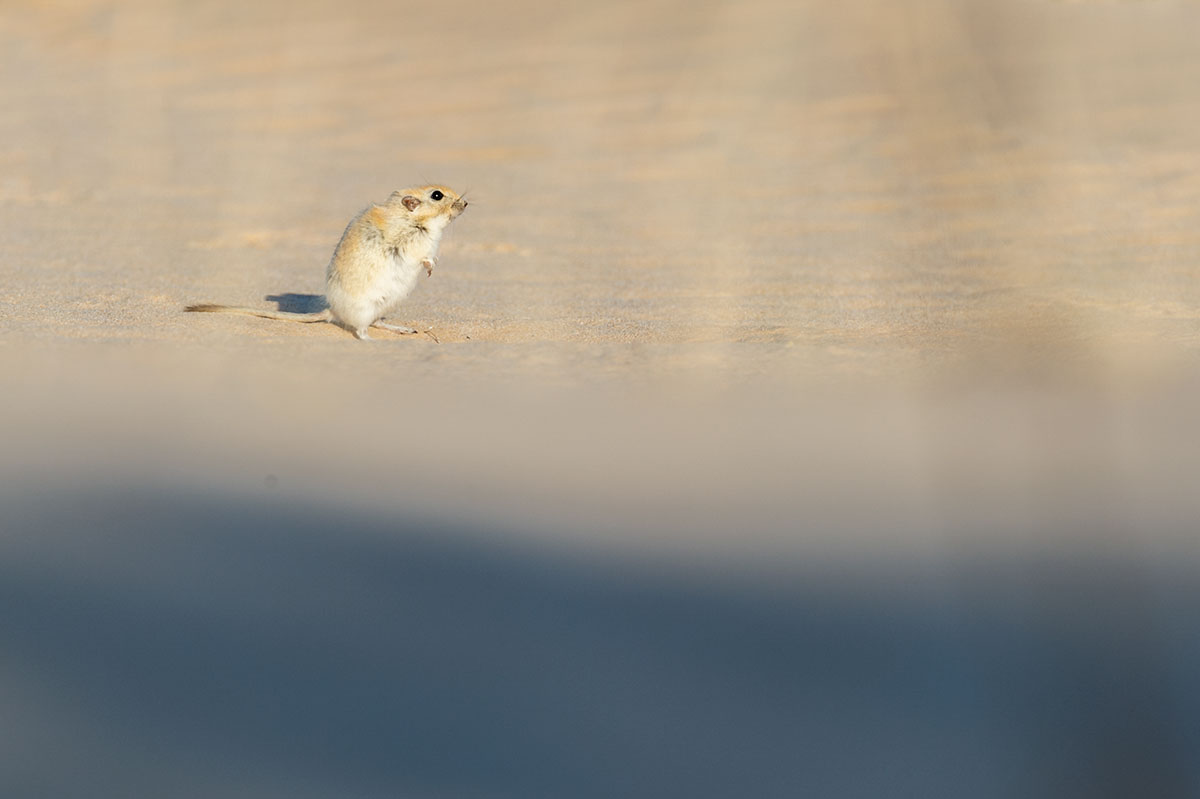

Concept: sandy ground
[[2, 1, 1200, 796]]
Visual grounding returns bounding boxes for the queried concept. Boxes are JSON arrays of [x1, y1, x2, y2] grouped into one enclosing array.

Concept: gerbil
[[187, 185, 467, 340]]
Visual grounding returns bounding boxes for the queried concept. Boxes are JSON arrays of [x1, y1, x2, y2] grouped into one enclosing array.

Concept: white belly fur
[[327, 253, 424, 332], [372, 253, 424, 318]]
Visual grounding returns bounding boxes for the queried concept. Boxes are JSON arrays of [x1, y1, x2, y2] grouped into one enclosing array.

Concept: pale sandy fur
[[187, 185, 467, 339]]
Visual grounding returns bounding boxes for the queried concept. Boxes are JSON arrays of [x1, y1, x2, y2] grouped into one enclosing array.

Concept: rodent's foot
[[422, 258, 435, 277], [372, 321, 418, 335]]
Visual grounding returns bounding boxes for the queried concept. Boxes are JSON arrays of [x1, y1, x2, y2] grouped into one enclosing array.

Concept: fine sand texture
[[3, 1, 1200, 797]]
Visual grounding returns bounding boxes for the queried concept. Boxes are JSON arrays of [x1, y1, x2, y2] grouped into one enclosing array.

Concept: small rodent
[[187, 185, 467, 340]]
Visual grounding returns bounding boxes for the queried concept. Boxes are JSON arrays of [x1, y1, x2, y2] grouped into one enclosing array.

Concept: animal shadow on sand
[[265, 293, 326, 313]]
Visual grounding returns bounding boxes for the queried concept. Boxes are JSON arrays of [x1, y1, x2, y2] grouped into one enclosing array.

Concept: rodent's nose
[[461, 200, 468, 208]]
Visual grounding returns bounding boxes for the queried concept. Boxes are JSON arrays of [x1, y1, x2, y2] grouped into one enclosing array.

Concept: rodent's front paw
[[422, 258, 434, 277]]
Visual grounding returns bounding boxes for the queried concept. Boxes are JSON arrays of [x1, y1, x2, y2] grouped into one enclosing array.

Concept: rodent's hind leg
[[372, 321, 418, 335]]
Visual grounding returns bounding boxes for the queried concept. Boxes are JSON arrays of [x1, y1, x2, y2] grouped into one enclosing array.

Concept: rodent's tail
[[185, 304, 332, 323]]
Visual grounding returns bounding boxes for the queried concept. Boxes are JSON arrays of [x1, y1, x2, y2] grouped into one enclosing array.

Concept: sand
[[2, 0, 1199, 795]]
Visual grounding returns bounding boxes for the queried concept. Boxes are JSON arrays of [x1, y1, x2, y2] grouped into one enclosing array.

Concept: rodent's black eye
[[430, 190, 444, 201]]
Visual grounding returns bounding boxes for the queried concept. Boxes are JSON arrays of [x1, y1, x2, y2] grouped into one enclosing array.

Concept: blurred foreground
[[4, 353, 1199, 797]]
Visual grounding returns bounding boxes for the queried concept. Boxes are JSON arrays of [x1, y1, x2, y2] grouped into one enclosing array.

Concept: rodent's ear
[[400, 195, 421, 212]]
